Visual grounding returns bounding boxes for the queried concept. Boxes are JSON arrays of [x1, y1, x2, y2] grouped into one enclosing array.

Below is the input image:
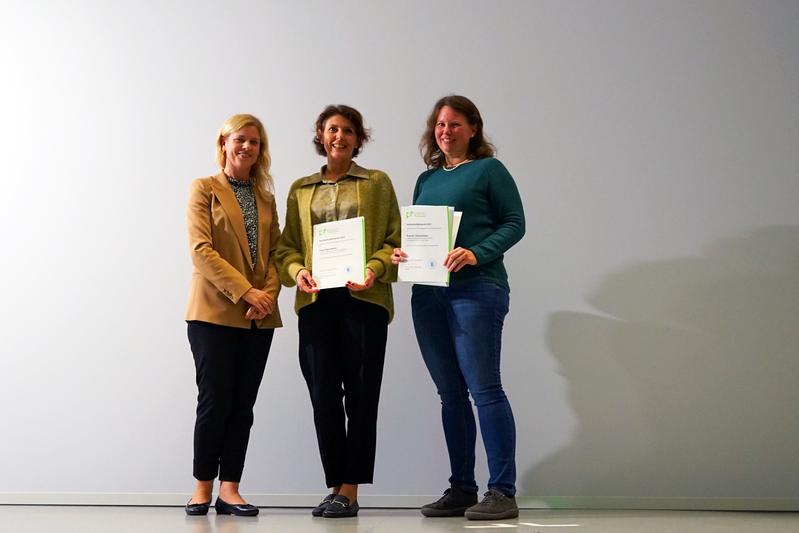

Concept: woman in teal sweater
[[392, 95, 525, 521]]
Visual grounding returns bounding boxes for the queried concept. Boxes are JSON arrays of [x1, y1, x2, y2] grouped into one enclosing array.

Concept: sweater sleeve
[[262, 195, 282, 298], [274, 184, 306, 287], [469, 159, 526, 264], [411, 171, 427, 204], [365, 173, 401, 282]]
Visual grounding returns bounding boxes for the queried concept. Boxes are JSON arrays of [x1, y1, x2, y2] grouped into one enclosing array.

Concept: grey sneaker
[[421, 487, 478, 517], [464, 489, 519, 520]]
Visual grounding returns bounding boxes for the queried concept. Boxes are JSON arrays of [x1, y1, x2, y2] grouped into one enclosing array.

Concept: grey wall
[[1, 0, 798, 507]]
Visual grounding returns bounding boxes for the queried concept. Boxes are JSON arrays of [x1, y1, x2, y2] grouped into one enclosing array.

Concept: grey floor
[[1, 506, 797, 533]]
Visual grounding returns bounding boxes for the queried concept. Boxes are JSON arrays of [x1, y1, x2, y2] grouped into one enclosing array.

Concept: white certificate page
[[421, 210, 463, 287], [398, 205, 452, 284], [312, 216, 366, 290]]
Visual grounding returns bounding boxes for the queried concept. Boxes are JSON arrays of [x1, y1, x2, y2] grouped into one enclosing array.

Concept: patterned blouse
[[227, 176, 258, 266]]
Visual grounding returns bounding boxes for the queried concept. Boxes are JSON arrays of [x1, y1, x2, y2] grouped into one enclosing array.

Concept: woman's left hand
[[444, 247, 477, 272], [391, 248, 407, 265], [347, 268, 376, 292]]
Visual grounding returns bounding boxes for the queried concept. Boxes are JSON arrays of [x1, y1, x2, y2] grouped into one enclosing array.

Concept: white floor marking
[[519, 524, 580, 528], [464, 524, 581, 530]]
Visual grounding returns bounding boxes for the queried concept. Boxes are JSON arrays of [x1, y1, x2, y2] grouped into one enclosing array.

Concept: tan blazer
[[185, 173, 282, 329]]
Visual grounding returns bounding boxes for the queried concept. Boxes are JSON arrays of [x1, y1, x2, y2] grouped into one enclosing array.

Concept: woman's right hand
[[391, 248, 407, 265], [245, 306, 267, 321], [296, 269, 320, 294], [242, 287, 275, 315]]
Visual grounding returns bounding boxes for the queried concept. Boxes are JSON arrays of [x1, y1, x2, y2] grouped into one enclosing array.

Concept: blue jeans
[[411, 281, 516, 496]]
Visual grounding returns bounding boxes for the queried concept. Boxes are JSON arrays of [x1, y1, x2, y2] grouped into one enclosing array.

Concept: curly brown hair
[[419, 95, 495, 168], [313, 104, 371, 158]]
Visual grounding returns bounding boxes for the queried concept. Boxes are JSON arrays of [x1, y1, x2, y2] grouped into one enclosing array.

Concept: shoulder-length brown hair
[[313, 104, 371, 158], [216, 113, 274, 192], [420, 95, 495, 168]]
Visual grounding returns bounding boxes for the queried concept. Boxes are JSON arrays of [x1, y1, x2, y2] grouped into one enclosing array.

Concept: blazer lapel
[[253, 187, 273, 277], [211, 173, 253, 270]]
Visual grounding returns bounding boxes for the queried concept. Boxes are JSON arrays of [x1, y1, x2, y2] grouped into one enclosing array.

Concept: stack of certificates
[[398, 205, 461, 286]]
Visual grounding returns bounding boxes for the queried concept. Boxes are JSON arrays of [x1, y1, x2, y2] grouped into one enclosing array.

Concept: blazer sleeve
[[187, 178, 252, 303]]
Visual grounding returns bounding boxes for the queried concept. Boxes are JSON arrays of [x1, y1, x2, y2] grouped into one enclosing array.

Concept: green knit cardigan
[[275, 163, 401, 322]]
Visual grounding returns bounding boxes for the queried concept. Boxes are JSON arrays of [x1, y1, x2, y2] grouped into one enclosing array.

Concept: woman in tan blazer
[[184, 114, 281, 517]]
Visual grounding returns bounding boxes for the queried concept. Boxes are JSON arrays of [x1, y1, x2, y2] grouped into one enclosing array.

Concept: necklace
[[442, 159, 473, 172]]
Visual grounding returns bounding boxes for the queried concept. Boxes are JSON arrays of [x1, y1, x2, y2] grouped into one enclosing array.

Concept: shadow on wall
[[524, 226, 799, 499]]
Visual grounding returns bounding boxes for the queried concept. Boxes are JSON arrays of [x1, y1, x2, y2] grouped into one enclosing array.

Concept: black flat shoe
[[185, 499, 211, 516], [312, 493, 337, 517], [322, 494, 359, 518], [215, 496, 259, 516]]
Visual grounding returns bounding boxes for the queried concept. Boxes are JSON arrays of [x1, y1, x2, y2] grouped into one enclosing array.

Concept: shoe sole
[[465, 509, 519, 520], [322, 512, 359, 518], [421, 507, 468, 517], [215, 508, 259, 517]]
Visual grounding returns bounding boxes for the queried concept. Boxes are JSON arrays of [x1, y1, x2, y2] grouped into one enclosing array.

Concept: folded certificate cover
[[311, 216, 366, 289]]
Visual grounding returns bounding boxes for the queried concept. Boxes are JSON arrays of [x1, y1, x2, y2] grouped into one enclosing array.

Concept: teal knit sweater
[[413, 157, 525, 290]]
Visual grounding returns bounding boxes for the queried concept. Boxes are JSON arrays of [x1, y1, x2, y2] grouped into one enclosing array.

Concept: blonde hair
[[215, 114, 274, 192]]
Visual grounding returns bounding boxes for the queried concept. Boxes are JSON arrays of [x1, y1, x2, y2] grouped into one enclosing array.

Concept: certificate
[[421, 210, 462, 287], [398, 205, 459, 285], [312, 216, 366, 289]]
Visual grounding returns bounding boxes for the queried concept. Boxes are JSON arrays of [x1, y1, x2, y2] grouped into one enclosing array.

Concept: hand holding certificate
[[398, 206, 462, 285], [311, 216, 366, 290]]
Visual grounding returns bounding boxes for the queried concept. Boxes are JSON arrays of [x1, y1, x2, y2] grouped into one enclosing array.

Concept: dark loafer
[[312, 493, 337, 517], [185, 499, 211, 516], [215, 496, 259, 516], [322, 494, 359, 518]]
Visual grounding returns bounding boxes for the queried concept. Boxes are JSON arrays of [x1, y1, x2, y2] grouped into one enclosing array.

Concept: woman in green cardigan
[[275, 105, 400, 518]]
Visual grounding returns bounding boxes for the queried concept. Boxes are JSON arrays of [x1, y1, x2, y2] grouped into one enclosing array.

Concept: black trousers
[[187, 320, 274, 482], [298, 289, 389, 487]]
